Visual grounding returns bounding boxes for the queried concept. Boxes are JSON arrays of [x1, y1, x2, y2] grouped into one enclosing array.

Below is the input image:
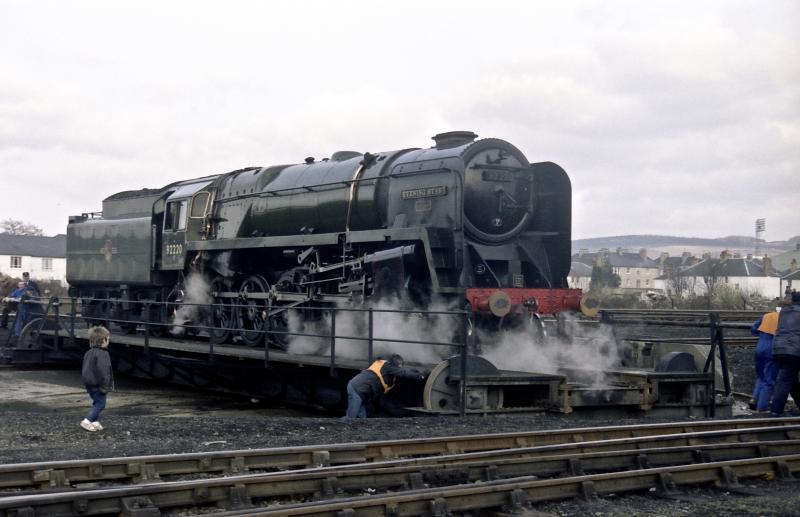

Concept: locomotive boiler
[[67, 131, 581, 348]]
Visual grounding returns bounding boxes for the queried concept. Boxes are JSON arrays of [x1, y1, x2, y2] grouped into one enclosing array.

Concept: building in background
[[572, 248, 661, 291], [568, 261, 592, 290], [0, 234, 67, 286], [782, 270, 800, 294], [771, 243, 800, 275], [658, 251, 780, 298]]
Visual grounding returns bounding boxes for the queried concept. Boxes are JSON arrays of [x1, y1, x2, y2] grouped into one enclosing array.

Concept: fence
[[5, 294, 472, 416]]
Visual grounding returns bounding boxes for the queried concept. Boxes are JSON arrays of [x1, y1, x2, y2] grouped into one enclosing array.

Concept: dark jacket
[[25, 280, 40, 297], [81, 347, 114, 393], [349, 360, 423, 402], [772, 304, 800, 358]]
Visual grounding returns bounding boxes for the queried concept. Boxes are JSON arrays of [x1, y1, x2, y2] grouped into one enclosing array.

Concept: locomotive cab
[[160, 180, 214, 270]]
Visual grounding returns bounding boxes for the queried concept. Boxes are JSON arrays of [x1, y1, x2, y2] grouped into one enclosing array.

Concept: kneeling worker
[[344, 354, 425, 420]]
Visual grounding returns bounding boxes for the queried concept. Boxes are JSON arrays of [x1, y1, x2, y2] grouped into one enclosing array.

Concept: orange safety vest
[[758, 311, 779, 336], [367, 360, 395, 393]]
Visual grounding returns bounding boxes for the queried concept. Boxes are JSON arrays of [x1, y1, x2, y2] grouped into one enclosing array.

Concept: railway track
[[1, 417, 795, 491], [1, 418, 798, 515]]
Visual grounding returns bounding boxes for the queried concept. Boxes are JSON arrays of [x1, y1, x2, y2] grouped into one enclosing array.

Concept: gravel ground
[[1, 368, 798, 516], [2, 324, 797, 516]]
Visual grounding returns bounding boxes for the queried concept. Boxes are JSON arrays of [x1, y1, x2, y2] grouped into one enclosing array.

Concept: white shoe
[[80, 419, 97, 432], [92, 422, 104, 431]]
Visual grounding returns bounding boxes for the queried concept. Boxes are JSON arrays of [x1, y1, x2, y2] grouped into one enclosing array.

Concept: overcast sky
[[1, 1, 798, 241]]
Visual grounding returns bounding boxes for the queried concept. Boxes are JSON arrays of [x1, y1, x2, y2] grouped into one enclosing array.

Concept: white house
[[568, 261, 592, 290], [0, 234, 67, 286], [573, 248, 661, 290], [658, 255, 781, 298]]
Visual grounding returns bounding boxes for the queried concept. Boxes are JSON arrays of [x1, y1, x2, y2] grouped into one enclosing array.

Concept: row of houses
[[569, 246, 800, 299], [1, 233, 799, 299]]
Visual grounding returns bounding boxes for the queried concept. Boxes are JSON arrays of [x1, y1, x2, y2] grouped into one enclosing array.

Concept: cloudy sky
[[1, 1, 798, 241]]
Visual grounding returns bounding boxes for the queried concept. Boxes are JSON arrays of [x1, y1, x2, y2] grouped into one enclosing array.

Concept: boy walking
[[80, 326, 114, 432]]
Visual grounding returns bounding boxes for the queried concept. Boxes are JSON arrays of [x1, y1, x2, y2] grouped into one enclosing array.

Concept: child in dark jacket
[[80, 326, 114, 432]]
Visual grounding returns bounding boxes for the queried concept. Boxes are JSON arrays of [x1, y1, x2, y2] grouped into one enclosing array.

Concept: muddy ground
[[1, 365, 798, 516]]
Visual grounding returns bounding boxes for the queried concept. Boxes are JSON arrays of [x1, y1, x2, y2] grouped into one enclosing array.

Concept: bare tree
[[0, 219, 44, 236], [702, 260, 723, 309]]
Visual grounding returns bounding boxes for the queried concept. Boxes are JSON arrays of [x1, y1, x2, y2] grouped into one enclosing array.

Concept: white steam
[[170, 274, 212, 336], [482, 312, 620, 386], [287, 295, 457, 365]]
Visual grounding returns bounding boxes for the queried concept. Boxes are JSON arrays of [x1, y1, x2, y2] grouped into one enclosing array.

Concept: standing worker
[[1, 281, 26, 329], [80, 326, 115, 432], [769, 292, 800, 416], [750, 305, 782, 412], [343, 354, 426, 420], [22, 272, 40, 297]]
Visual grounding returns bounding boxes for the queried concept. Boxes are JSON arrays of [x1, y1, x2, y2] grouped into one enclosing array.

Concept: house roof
[[572, 250, 659, 269], [0, 234, 66, 258], [783, 269, 800, 281], [670, 257, 780, 278], [771, 248, 800, 273], [569, 261, 593, 277]]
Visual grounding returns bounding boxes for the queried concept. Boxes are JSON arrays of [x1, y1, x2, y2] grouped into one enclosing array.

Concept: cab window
[[165, 200, 188, 231], [190, 192, 210, 218]]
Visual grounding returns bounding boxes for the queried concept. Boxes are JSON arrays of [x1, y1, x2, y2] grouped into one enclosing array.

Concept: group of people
[[0, 272, 41, 335], [751, 291, 800, 416]]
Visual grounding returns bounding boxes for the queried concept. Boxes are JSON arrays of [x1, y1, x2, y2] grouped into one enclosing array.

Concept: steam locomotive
[[67, 131, 581, 347]]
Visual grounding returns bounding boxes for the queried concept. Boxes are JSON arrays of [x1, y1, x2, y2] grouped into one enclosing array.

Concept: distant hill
[[572, 234, 800, 258]]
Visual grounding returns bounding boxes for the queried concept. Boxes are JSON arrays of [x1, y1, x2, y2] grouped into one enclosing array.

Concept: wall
[[672, 275, 781, 298], [0, 254, 68, 286], [567, 274, 591, 290], [613, 266, 660, 290]]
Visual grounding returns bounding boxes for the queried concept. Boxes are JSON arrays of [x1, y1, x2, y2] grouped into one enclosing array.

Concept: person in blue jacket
[[750, 306, 783, 412], [11, 286, 44, 337], [1, 281, 28, 331], [22, 272, 40, 297], [770, 292, 800, 416]]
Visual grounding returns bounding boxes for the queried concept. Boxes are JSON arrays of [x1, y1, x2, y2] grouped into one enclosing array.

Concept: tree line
[[1, 219, 45, 236]]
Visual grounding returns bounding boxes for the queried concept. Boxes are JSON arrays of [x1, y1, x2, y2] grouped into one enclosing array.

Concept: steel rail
[[215, 454, 800, 516], [1, 418, 797, 491], [2, 438, 797, 516]]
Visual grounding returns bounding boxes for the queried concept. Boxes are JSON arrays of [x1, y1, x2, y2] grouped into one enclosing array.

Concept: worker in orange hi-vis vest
[[750, 305, 783, 412], [342, 354, 427, 420]]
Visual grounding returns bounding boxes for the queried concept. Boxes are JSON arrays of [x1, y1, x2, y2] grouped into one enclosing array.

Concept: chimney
[[432, 131, 478, 150], [762, 255, 772, 276], [746, 253, 753, 261], [639, 248, 648, 260]]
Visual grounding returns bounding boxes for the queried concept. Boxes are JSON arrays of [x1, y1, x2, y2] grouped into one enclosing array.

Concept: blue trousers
[[85, 386, 107, 422], [345, 381, 367, 419], [753, 341, 778, 411], [769, 355, 800, 415]]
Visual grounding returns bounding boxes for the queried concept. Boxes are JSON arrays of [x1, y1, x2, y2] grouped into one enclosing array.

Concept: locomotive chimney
[[432, 131, 478, 149]]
